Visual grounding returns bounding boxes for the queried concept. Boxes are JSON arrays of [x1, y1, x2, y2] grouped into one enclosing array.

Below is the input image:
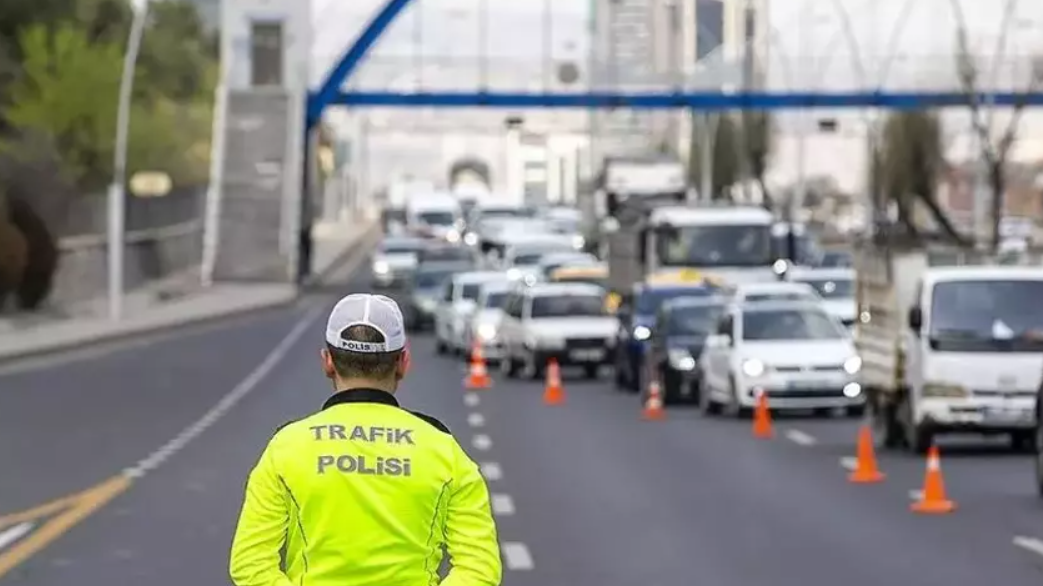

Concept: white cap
[[325, 294, 407, 353]]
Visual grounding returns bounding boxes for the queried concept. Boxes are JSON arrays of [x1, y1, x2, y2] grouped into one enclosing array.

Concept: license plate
[[786, 379, 831, 390], [570, 349, 604, 361], [985, 407, 1029, 420]]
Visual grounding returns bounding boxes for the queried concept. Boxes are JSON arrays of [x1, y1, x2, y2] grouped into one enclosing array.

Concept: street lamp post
[[107, 0, 149, 320]]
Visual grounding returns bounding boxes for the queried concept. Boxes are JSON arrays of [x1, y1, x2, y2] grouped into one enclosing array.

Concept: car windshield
[[381, 241, 423, 254], [484, 292, 508, 308], [415, 270, 456, 289], [530, 294, 604, 318], [657, 224, 772, 267], [513, 251, 559, 266], [636, 287, 715, 315], [770, 232, 821, 264], [744, 291, 817, 303], [819, 251, 853, 267], [741, 308, 846, 341], [418, 211, 456, 226], [667, 304, 724, 336], [797, 278, 853, 299], [421, 247, 471, 262], [928, 279, 1043, 352], [461, 283, 482, 301]]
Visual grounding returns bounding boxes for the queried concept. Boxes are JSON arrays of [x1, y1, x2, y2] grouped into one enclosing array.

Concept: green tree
[[687, 113, 740, 201], [4, 23, 122, 190], [138, 0, 216, 101], [877, 109, 968, 245]]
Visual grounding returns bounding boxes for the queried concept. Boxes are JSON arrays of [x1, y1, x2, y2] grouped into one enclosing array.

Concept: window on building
[[250, 21, 283, 87], [744, 7, 756, 43], [696, 0, 724, 61]]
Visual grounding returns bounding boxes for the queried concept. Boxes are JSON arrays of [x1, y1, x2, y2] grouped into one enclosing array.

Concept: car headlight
[[633, 325, 651, 341], [477, 323, 497, 341], [373, 260, 390, 274], [464, 232, 479, 246], [668, 348, 695, 371], [843, 356, 862, 375], [741, 358, 766, 377], [572, 235, 585, 250], [922, 382, 969, 398], [446, 229, 461, 243]]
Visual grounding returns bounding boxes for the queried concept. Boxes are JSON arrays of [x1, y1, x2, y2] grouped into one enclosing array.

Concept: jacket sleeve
[[441, 444, 503, 586], [229, 442, 294, 586]]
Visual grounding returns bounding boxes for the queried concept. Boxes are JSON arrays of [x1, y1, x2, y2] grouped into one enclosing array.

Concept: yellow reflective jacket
[[229, 388, 502, 586]]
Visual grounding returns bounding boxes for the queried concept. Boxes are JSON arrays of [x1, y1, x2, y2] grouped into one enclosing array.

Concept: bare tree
[[950, 0, 1043, 250], [878, 109, 970, 245], [686, 113, 740, 201], [740, 110, 774, 211]]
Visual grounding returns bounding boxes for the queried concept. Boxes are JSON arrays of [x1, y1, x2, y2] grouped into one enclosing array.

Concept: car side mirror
[[907, 306, 922, 333]]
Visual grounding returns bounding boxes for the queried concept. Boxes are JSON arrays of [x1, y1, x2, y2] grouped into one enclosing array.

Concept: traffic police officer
[[229, 293, 502, 585]]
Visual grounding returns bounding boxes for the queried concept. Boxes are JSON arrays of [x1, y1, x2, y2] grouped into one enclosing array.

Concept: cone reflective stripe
[[464, 341, 492, 389], [542, 358, 565, 405], [752, 389, 773, 438], [848, 424, 885, 483], [642, 379, 666, 420], [910, 445, 956, 514]]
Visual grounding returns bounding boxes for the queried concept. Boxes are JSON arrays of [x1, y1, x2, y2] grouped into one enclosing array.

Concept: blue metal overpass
[[305, 0, 1043, 127]]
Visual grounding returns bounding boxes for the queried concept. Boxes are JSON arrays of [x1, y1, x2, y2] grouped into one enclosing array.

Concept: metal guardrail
[[57, 220, 202, 252]]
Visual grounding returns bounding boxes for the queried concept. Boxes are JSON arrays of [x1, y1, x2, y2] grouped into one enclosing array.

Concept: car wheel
[[1010, 431, 1034, 452], [584, 364, 600, 379], [900, 394, 932, 454], [728, 377, 752, 419], [435, 338, 447, 355], [523, 352, 544, 380]]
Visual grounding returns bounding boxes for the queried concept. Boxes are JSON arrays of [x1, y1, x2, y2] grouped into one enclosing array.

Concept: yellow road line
[[0, 475, 132, 578]]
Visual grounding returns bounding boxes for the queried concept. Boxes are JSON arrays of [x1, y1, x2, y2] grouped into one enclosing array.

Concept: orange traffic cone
[[542, 359, 565, 405], [848, 425, 885, 483], [642, 379, 666, 420], [752, 390, 773, 438], [464, 342, 492, 390], [911, 445, 956, 514]]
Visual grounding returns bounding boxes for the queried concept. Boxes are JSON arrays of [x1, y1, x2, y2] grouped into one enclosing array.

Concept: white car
[[788, 267, 856, 327], [434, 271, 503, 355], [498, 282, 617, 379], [370, 236, 426, 288], [728, 281, 821, 305], [699, 300, 864, 416], [501, 235, 578, 282], [463, 280, 514, 362]]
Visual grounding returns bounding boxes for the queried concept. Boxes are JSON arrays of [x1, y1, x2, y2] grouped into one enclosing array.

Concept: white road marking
[[909, 489, 924, 501], [467, 413, 486, 427], [124, 306, 324, 479], [464, 393, 481, 407], [472, 434, 493, 451], [1013, 536, 1043, 558], [480, 462, 503, 481], [0, 522, 33, 551], [784, 429, 817, 446], [839, 456, 858, 471], [501, 542, 534, 570], [491, 494, 516, 516]]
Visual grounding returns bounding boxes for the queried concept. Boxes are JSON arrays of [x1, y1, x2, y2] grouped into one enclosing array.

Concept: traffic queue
[[371, 197, 1043, 500]]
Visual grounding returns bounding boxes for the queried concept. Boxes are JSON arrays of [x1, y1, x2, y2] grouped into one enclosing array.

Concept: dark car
[[418, 243, 475, 265], [645, 297, 726, 404], [613, 280, 722, 392], [405, 261, 473, 331], [1035, 382, 1043, 498]]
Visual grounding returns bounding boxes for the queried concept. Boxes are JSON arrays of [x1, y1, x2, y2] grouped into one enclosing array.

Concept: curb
[[0, 224, 381, 366]]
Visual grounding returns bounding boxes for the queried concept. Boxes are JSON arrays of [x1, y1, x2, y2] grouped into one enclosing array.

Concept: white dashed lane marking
[[784, 429, 817, 446], [502, 542, 535, 570], [839, 457, 857, 471], [1013, 536, 1043, 558], [467, 413, 486, 427], [464, 393, 480, 407], [491, 494, 516, 516], [0, 523, 32, 551], [472, 434, 493, 451], [480, 462, 503, 481]]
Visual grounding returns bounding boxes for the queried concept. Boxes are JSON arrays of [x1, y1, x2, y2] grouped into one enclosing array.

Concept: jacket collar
[[323, 388, 400, 410]]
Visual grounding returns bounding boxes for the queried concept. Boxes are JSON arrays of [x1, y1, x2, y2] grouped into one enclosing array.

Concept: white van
[[406, 193, 463, 243]]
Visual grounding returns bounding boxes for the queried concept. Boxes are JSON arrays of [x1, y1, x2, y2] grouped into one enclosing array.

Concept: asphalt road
[[1, 262, 1042, 585]]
